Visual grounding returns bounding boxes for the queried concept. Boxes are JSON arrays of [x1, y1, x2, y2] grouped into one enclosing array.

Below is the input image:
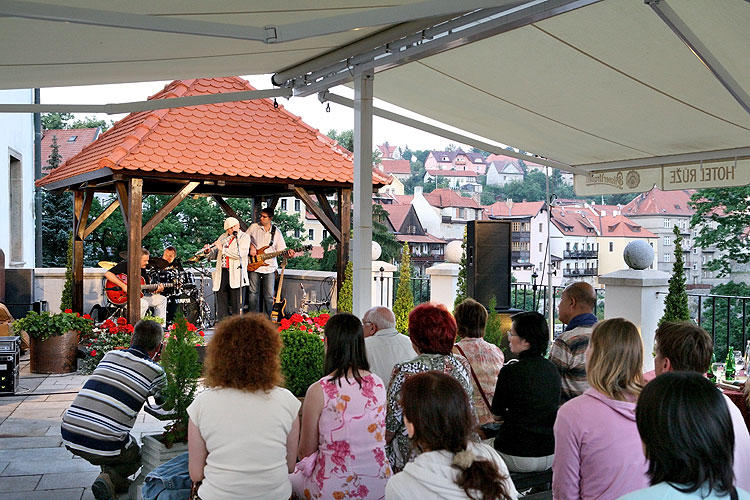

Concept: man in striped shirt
[[62, 320, 166, 500]]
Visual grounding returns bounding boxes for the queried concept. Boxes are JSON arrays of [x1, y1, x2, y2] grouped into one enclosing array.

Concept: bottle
[[744, 340, 750, 372], [707, 352, 716, 382], [725, 346, 735, 382]]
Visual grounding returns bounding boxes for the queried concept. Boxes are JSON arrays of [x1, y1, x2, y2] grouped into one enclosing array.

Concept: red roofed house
[[380, 158, 411, 182], [622, 187, 723, 284], [41, 128, 101, 175], [378, 202, 446, 274], [550, 206, 602, 287], [415, 187, 483, 240], [424, 169, 481, 193], [596, 213, 658, 277], [424, 149, 487, 174], [37, 76, 389, 321]]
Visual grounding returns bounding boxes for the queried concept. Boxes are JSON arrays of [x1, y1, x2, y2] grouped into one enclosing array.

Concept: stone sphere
[[372, 241, 382, 261], [623, 240, 654, 270], [445, 240, 464, 264]]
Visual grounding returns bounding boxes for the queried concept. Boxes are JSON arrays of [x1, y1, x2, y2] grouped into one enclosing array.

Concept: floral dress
[[290, 374, 391, 500], [385, 353, 475, 472]]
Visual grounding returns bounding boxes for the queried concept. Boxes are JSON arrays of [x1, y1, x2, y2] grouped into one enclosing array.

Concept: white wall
[[0, 89, 35, 268]]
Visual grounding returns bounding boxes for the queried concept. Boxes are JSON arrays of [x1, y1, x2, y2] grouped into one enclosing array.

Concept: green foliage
[[42, 136, 73, 268], [14, 310, 93, 341], [601, 193, 638, 205], [338, 261, 353, 313], [161, 314, 202, 446], [659, 226, 690, 325], [700, 281, 750, 361], [280, 329, 326, 397], [454, 229, 468, 309], [394, 243, 414, 334], [41, 112, 112, 131], [326, 129, 382, 164], [373, 204, 401, 264], [422, 175, 450, 193], [480, 184, 504, 205], [690, 186, 750, 277], [60, 235, 73, 311], [484, 296, 503, 349]]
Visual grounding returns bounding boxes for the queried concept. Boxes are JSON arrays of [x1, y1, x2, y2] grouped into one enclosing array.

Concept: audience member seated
[[290, 313, 391, 499], [188, 314, 301, 500], [491, 311, 560, 472], [652, 321, 750, 491], [385, 303, 475, 472], [620, 371, 750, 500], [452, 298, 504, 426], [363, 306, 416, 386], [385, 372, 518, 500], [552, 318, 649, 500], [549, 282, 598, 403]]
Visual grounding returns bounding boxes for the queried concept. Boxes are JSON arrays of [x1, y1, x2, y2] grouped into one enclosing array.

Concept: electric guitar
[[247, 245, 312, 272], [270, 258, 288, 323], [105, 274, 169, 306]]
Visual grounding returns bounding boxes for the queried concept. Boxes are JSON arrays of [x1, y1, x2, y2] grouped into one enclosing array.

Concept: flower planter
[[130, 434, 189, 500], [29, 330, 79, 374]]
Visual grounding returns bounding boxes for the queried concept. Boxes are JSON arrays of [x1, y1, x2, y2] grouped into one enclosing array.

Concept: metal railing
[[563, 268, 598, 277], [373, 272, 431, 307], [563, 250, 598, 259], [682, 292, 750, 359], [510, 283, 605, 324]]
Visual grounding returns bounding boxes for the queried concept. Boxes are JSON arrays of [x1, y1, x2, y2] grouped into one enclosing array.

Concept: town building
[[41, 127, 101, 174], [378, 203, 446, 275], [485, 154, 524, 187], [424, 149, 487, 175]]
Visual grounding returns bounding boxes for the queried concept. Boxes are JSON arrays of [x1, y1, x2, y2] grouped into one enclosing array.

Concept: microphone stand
[[234, 231, 244, 315]]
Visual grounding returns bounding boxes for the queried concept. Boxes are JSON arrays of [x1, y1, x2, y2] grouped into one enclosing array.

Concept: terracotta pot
[[29, 330, 79, 374]]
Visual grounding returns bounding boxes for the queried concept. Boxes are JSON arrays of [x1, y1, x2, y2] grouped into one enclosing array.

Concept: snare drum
[[179, 270, 196, 290], [155, 268, 180, 295]]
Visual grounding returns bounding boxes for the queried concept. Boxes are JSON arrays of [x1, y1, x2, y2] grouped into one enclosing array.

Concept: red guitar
[[105, 274, 167, 306]]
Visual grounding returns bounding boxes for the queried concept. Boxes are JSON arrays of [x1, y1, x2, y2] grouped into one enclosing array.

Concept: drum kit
[[98, 250, 215, 328]]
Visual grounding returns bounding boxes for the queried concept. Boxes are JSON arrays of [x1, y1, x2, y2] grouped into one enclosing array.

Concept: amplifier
[[0, 364, 19, 394], [0, 336, 20, 353], [0, 336, 20, 395]]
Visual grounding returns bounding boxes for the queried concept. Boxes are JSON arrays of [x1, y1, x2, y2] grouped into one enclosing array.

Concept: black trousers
[[216, 268, 242, 321]]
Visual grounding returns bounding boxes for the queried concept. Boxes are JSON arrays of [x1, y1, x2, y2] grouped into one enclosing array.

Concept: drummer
[[161, 246, 183, 271]]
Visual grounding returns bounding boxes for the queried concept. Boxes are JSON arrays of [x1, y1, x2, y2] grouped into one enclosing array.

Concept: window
[[665, 253, 671, 263], [663, 218, 671, 228], [458, 208, 466, 219], [294, 199, 301, 212], [539, 223, 543, 232], [609, 242, 614, 252], [308, 229, 314, 240], [693, 263, 697, 270], [9, 154, 23, 263], [281, 199, 287, 210], [692, 248, 697, 254], [512, 222, 521, 232], [539, 242, 543, 252], [566, 242, 570, 251], [512, 241, 521, 251], [664, 236, 671, 246], [294, 228, 301, 238], [67, 135, 77, 142], [323, 230, 329, 240]]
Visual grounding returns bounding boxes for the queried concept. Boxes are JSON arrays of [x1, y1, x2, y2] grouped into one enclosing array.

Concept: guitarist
[[246, 207, 295, 316], [104, 248, 167, 322]]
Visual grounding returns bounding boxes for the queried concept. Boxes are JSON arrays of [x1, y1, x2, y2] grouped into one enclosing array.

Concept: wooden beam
[[142, 181, 199, 238], [314, 190, 340, 227], [83, 199, 119, 239], [72, 190, 85, 314], [75, 189, 95, 240], [267, 195, 279, 213], [212, 195, 248, 231], [127, 178, 143, 325], [337, 188, 352, 298], [292, 186, 341, 243], [115, 181, 129, 226]]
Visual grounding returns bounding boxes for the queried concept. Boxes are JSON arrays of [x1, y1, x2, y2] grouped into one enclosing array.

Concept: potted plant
[[14, 309, 93, 373], [278, 312, 327, 398]]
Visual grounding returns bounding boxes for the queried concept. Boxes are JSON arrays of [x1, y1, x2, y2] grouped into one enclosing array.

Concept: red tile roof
[[380, 203, 413, 232], [622, 187, 696, 217], [396, 233, 446, 244], [392, 194, 413, 205], [424, 189, 480, 208], [39, 77, 389, 188], [599, 214, 657, 238], [380, 159, 411, 175], [483, 201, 545, 217], [426, 169, 478, 178], [377, 142, 397, 159], [551, 207, 600, 237], [41, 128, 100, 175]]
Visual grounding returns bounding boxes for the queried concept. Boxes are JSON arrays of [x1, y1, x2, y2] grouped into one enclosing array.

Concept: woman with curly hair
[[385, 303, 475, 472], [552, 318, 649, 500], [187, 314, 300, 500], [386, 372, 517, 500], [289, 312, 391, 500]]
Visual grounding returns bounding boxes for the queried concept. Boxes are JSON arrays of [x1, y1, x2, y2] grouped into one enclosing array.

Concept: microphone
[[232, 230, 238, 236]]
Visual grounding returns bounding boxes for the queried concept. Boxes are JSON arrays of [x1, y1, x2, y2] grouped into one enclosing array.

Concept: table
[[723, 386, 750, 433]]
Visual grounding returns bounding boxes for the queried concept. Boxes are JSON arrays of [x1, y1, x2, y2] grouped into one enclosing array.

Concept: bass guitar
[[247, 245, 312, 272], [270, 258, 288, 323], [105, 274, 168, 306]]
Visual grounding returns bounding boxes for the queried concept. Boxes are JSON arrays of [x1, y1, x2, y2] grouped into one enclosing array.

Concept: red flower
[[102, 319, 115, 328], [300, 325, 307, 331], [280, 318, 291, 330], [109, 327, 118, 335], [290, 313, 304, 324], [116, 317, 127, 326], [90, 350, 97, 356], [198, 331, 205, 337], [83, 314, 91, 319], [187, 323, 197, 332], [64, 309, 73, 313]]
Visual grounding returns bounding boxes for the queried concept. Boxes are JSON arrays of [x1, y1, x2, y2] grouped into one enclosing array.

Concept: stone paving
[[0, 354, 167, 500]]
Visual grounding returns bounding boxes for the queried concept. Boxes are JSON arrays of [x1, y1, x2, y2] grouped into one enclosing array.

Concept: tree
[[70, 116, 112, 130], [41, 112, 73, 130], [470, 147, 491, 158], [337, 261, 353, 313], [659, 225, 690, 325], [60, 236, 73, 311], [454, 228, 467, 310], [689, 186, 750, 277], [326, 128, 382, 164], [480, 184, 504, 205], [393, 243, 414, 334], [372, 204, 401, 264], [422, 175, 450, 193], [42, 135, 73, 267]]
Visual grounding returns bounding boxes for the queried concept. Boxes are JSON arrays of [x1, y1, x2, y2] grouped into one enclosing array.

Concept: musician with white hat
[[203, 216, 251, 321]]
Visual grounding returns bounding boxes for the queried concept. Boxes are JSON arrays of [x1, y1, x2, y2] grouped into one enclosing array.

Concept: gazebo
[[37, 76, 389, 323]]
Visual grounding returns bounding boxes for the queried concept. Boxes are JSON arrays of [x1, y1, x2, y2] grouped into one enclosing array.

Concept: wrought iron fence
[[510, 283, 605, 327], [372, 272, 431, 307], [681, 292, 749, 360]]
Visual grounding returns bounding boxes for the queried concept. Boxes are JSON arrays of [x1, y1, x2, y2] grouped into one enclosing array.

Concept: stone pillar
[[599, 241, 670, 372], [426, 263, 460, 311], [371, 261, 397, 309]]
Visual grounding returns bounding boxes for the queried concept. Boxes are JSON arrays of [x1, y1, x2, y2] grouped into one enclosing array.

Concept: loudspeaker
[[0, 336, 20, 395], [4, 269, 34, 319], [466, 221, 511, 310]]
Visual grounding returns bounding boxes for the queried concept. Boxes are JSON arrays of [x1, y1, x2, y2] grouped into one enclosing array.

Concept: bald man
[[549, 282, 598, 403], [363, 306, 416, 385]]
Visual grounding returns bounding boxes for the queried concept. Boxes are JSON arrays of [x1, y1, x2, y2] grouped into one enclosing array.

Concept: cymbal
[[98, 261, 117, 270], [148, 257, 169, 269], [186, 254, 206, 263]]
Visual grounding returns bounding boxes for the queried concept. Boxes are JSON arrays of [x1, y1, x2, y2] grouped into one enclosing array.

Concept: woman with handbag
[[491, 311, 560, 472]]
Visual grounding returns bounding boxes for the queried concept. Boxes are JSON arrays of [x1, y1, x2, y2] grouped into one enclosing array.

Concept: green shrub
[[280, 329, 325, 397], [338, 261, 353, 313], [394, 243, 414, 335]]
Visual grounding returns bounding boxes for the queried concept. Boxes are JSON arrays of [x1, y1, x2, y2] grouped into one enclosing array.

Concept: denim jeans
[[247, 271, 275, 315], [141, 451, 192, 500]]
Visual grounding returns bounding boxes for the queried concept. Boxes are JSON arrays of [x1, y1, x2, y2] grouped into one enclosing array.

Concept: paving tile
[[0, 447, 73, 462], [45, 393, 78, 402], [3, 458, 98, 475], [0, 474, 41, 492], [0, 461, 9, 474], [0, 437, 63, 450], [18, 401, 71, 410], [37, 471, 99, 490], [0, 426, 51, 438], [0, 487, 85, 500]]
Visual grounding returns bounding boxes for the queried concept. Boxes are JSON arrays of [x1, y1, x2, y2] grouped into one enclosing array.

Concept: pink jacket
[[552, 389, 649, 500]]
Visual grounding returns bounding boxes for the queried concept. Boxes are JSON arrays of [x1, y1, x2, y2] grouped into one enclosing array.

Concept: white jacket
[[211, 231, 251, 291]]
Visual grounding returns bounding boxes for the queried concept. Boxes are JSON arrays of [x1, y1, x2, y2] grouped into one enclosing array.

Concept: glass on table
[[713, 362, 726, 382], [734, 350, 744, 370]]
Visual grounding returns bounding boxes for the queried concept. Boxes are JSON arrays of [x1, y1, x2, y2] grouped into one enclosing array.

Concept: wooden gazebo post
[[72, 188, 92, 314], [115, 178, 144, 325]]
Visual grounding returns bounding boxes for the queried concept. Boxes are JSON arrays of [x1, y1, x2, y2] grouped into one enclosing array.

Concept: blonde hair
[[587, 318, 644, 401]]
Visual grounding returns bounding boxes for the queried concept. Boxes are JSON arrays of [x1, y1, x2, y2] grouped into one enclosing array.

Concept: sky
[[40, 74, 507, 154]]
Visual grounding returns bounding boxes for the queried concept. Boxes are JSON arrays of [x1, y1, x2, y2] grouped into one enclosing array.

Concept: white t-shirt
[[187, 386, 300, 500], [246, 223, 287, 274]]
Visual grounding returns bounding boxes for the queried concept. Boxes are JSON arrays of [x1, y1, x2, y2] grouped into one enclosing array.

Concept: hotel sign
[[574, 158, 750, 195]]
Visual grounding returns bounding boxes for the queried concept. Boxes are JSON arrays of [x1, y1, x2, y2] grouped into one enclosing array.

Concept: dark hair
[[164, 246, 176, 253], [323, 313, 370, 388], [511, 311, 549, 356], [408, 303, 457, 355], [205, 314, 282, 391], [261, 207, 275, 219], [454, 298, 488, 339], [654, 322, 712, 373], [141, 247, 150, 256], [402, 372, 512, 500], [637, 371, 734, 494], [131, 320, 163, 351]]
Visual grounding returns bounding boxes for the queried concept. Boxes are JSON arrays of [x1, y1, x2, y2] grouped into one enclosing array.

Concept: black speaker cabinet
[[4, 268, 34, 319], [0, 336, 20, 394], [466, 221, 511, 310]]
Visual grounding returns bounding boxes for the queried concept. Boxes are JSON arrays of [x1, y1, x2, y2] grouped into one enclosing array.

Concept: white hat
[[224, 217, 239, 230]]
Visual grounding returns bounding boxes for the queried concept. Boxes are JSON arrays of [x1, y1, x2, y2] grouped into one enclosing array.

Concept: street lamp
[[531, 270, 539, 310]]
